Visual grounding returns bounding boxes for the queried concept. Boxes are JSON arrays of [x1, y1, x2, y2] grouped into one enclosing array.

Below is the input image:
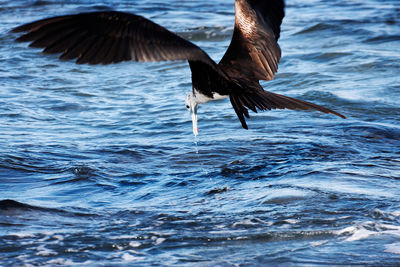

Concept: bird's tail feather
[[229, 90, 346, 130]]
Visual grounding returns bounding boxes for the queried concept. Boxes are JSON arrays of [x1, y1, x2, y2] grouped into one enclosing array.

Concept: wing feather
[[59, 31, 92, 60], [219, 0, 284, 82], [11, 11, 222, 72]]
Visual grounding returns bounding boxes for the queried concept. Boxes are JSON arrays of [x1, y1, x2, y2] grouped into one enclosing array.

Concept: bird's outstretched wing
[[219, 0, 284, 82], [11, 11, 221, 70], [219, 0, 345, 128]]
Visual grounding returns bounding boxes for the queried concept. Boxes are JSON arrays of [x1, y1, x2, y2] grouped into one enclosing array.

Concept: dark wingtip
[[229, 94, 249, 130], [332, 111, 346, 119], [238, 113, 249, 130], [10, 24, 30, 33], [10, 27, 21, 33]]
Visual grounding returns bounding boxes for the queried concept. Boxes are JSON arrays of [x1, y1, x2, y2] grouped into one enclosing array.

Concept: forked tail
[[229, 90, 346, 129]]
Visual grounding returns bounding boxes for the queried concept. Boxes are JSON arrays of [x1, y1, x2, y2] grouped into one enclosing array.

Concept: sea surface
[[1, 0, 399, 266]]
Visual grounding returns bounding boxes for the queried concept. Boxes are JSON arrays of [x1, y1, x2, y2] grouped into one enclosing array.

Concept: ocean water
[[0, 0, 399, 265]]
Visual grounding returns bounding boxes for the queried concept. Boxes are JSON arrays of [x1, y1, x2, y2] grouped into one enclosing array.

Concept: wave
[[337, 221, 400, 242], [0, 199, 96, 218]]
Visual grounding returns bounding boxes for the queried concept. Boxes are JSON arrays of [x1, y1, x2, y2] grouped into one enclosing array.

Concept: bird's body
[[11, 0, 345, 136]]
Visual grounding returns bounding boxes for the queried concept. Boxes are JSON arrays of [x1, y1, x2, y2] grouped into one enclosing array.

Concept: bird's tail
[[229, 90, 346, 130]]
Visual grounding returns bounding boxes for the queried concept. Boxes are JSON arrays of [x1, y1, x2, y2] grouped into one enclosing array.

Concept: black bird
[[11, 0, 345, 136]]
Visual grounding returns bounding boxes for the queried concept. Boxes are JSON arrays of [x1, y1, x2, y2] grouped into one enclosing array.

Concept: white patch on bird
[[192, 89, 228, 104], [235, 1, 256, 37], [212, 92, 228, 101]]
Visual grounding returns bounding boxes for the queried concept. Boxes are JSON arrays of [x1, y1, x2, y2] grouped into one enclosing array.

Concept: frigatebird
[[11, 0, 345, 136]]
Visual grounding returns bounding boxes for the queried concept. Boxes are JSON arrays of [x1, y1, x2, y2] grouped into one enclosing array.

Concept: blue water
[[1, 0, 400, 265]]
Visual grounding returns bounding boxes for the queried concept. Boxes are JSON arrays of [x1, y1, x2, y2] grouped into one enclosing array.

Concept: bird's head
[[185, 92, 199, 136]]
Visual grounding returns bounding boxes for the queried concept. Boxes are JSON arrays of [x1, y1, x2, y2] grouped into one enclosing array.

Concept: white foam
[[392, 211, 400, 217], [342, 227, 375, 242], [337, 222, 400, 242], [35, 245, 57, 256], [9, 232, 35, 238], [46, 258, 75, 265], [335, 89, 367, 101], [112, 244, 124, 250], [284, 219, 300, 225], [385, 243, 400, 255], [154, 237, 166, 245], [122, 252, 145, 262], [233, 218, 259, 227], [291, 178, 395, 198], [129, 241, 141, 248]]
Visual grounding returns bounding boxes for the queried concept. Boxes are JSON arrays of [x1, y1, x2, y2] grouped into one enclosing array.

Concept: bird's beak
[[190, 104, 198, 136]]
